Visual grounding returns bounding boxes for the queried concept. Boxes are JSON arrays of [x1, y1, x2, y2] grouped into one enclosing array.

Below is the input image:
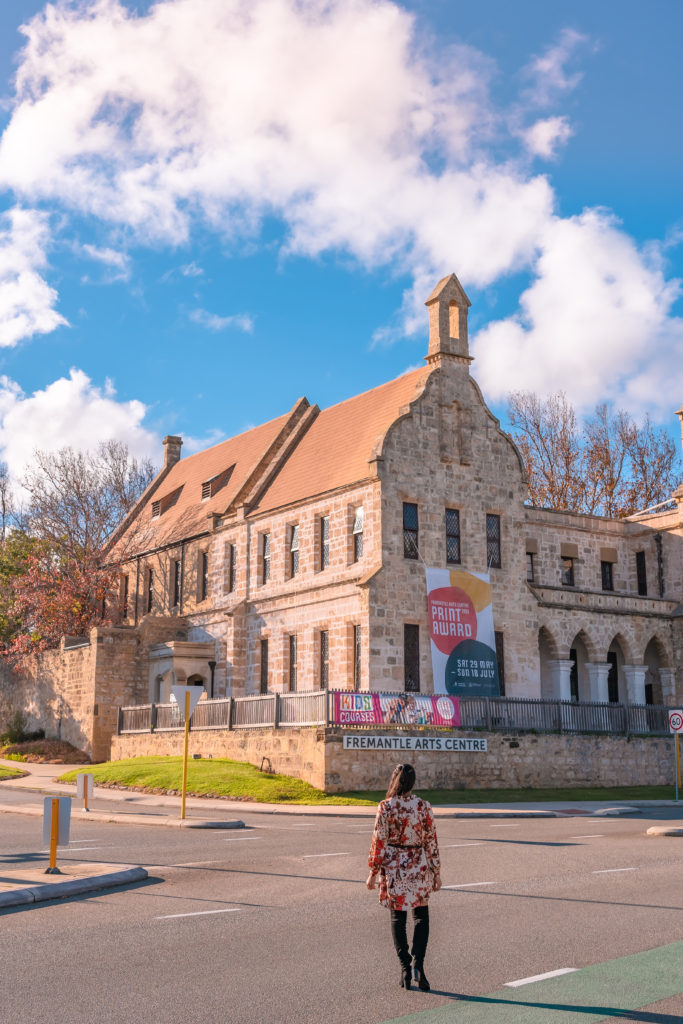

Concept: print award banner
[[426, 568, 500, 697]]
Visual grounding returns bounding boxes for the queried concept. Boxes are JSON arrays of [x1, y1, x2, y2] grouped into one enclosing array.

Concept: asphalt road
[[3, 808, 683, 1024]]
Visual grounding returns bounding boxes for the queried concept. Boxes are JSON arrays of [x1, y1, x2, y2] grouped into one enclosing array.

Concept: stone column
[[658, 667, 677, 704], [548, 659, 574, 701], [585, 662, 611, 703], [622, 664, 647, 705]]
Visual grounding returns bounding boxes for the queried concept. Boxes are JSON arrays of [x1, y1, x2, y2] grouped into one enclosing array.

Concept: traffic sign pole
[[48, 798, 60, 873], [668, 710, 683, 801], [181, 689, 190, 820]]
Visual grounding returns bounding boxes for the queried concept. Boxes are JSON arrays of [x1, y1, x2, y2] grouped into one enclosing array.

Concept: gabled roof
[[115, 365, 432, 557], [252, 366, 431, 514], [115, 407, 297, 554]]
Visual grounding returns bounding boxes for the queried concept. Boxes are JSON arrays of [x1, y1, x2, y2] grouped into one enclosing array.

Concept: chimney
[[424, 273, 472, 366], [163, 435, 183, 469]]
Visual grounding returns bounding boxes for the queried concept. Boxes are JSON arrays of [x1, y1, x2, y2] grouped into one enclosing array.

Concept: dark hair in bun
[[385, 763, 416, 799]]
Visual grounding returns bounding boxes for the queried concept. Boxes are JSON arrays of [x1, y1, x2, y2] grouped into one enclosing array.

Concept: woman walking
[[366, 763, 441, 991]]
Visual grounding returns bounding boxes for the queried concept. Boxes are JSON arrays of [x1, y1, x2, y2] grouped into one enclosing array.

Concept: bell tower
[[424, 272, 472, 366]]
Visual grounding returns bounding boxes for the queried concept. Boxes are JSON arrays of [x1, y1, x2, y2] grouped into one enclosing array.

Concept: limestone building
[[104, 273, 682, 717]]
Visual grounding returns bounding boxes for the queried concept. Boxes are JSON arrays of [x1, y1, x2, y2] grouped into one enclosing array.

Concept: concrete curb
[[646, 825, 683, 837], [0, 803, 245, 829], [592, 806, 642, 816], [0, 866, 148, 909]]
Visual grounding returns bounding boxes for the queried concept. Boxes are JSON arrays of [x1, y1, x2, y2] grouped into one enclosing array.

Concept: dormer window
[[201, 466, 234, 502], [150, 486, 183, 519]]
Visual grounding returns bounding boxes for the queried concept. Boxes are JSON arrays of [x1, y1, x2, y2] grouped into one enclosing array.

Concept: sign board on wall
[[342, 734, 487, 751], [425, 567, 500, 697], [332, 691, 460, 727]]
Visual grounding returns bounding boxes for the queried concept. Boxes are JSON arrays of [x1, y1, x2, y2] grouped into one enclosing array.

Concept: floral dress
[[368, 794, 440, 910]]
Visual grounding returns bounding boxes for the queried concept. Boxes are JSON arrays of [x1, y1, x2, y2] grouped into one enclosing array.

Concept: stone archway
[[643, 636, 669, 705], [538, 626, 560, 699], [568, 631, 592, 703]]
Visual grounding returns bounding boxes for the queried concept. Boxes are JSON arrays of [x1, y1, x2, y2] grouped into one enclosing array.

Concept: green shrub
[[0, 711, 44, 745]]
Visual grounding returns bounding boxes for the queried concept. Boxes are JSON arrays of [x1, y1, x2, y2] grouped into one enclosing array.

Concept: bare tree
[[508, 391, 681, 518], [0, 462, 16, 542], [21, 441, 156, 563]]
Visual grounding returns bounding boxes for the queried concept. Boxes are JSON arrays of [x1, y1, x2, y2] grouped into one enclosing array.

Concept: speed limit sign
[[669, 710, 683, 733]]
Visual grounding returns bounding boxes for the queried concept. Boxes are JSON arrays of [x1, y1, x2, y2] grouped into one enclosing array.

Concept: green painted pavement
[[381, 941, 683, 1023]]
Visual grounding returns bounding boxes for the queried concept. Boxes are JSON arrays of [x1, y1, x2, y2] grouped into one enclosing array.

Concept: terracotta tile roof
[[119, 409, 294, 553], [252, 367, 431, 514]]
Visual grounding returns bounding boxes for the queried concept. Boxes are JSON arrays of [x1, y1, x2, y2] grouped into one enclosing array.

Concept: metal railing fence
[[117, 691, 676, 738]]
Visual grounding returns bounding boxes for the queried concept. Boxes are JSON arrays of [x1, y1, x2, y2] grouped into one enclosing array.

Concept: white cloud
[[189, 308, 254, 332], [522, 28, 589, 107], [522, 116, 573, 159], [0, 2, 678, 417], [80, 242, 131, 281], [0, 368, 159, 486], [0, 0, 552, 289], [471, 209, 683, 415], [0, 206, 67, 346], [181, 261, 204, 277]]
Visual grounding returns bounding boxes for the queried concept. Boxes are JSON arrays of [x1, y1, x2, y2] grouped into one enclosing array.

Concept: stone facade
[[6, 272, 683, 768]]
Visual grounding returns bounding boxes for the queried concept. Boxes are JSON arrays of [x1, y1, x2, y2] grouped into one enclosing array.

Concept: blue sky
[[0, 0, 680, 481]]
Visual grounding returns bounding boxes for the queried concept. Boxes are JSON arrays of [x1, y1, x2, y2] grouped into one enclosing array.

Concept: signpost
[[76, 772, 94, 812], [171, 685, 204, 820], [42, 796, 71, 873], [668, 710, 683, 801]]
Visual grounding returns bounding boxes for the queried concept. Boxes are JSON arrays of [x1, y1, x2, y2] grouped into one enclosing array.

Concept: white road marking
[[505, 968, 577, 988], [222, 836, 263, 841], [302, 852, 350, 859], [489, 824, 519, 828], [156, 908, 241, 919], [67, 847, 110, 852], [443, 843, 485, 848], [146, 860, 223, 870], [593, 868, 636, 874], [571, 835, 604, 839], [443, 881, 497, 888]]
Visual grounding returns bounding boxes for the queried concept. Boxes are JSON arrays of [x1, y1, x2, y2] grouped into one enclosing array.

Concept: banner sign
[[332, 691, 460, 728], [426, 567, 500, 697], [342, 734, 487, 751]]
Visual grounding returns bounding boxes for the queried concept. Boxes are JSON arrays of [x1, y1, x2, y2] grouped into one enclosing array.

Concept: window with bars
[[403, 502, 419, 559], [289, 634, 298, 692], [526, 552, 535, 583], [486, 513, 501, 568], [404, 624, 420, 693], [320, 516, 330, 569], [201, 481, 211, 500], [228, 543, 236, 593], [445, 508, 461, 565], [569, 647, 579, 702], [260, 638, 269, 694], [151, 500, 161, 518], [262, 533, 271, 584], [352, 507, 364, 562], [353, 625, 361, 689], [561, 557, 574, 587], [290, 525, 300, 577], [172, 559, 182, 608], [494, 631, 505, 696], [201, 551, 209, 600], [146, 568, 154, 613], [601, 560, 614, 592], [320, 630, 329, 688], [636, 551, 647, 596]]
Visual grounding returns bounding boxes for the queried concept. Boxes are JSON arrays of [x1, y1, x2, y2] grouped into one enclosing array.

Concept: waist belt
[[389, 844, 420, 849]]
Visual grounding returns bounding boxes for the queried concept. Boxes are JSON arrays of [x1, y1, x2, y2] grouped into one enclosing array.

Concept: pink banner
[[332, 691, 460, 727]]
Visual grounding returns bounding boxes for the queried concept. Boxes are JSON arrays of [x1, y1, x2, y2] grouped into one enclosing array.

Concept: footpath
[[2, 758, 682, 909]]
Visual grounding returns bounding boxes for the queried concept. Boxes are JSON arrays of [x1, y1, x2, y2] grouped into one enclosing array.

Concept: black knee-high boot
[[390, 910, 412, 987], [411, 906, 430, 990]]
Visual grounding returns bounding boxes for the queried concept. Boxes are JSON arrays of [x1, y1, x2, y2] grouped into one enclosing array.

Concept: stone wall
[[111, 725, 326, 789], [110, 725, 676, 794]]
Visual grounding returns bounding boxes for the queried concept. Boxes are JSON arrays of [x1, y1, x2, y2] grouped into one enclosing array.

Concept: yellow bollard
[[181, 690, 190, 820], [47, 798, 60, 874]]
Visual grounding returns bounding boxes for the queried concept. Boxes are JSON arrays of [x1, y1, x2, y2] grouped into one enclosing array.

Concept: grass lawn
[[58, 757, 681, 805], [0, 764, 28, 780]]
